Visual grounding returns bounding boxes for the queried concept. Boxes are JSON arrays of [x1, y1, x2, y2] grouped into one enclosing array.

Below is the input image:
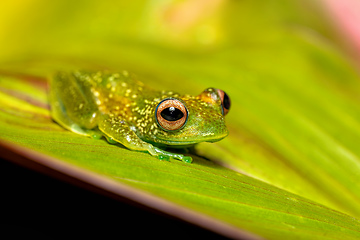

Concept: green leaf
[[0, 68, 359, 239], [1, 0, 360, 239]]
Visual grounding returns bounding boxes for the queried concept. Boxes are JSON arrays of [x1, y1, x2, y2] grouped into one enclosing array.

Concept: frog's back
[[72, 70, 145, 98], [74, 70, 155, 114]]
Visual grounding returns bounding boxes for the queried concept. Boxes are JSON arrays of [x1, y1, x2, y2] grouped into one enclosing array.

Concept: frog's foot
[[104, 135, 118, 144], [148, 146, 193, 163], [69, 124, 103, 140]]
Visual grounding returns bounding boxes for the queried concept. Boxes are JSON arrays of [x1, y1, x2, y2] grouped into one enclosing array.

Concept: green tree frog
[[49, 70, 230, 163]]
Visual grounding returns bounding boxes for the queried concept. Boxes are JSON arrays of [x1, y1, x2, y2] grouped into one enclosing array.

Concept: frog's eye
[[217, 89, 231, 115], [155, 99, 188, 131]]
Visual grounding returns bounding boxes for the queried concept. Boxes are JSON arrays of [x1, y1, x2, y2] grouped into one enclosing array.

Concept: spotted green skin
[[49, 70, 229, 163]]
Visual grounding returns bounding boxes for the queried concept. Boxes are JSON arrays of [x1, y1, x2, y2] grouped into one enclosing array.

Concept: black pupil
[[223, 92, 231, 110], [161, 107, 184, 121]]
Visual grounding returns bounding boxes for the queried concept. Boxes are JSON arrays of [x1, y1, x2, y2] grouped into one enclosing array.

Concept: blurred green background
[[1, 0, 360, 238]]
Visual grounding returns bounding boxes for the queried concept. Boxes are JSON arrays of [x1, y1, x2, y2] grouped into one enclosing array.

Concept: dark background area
[[0, 158, 228, 239]]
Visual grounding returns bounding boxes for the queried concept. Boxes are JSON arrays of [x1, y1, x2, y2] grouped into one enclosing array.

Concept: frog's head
[[152, 88, 230, 147]]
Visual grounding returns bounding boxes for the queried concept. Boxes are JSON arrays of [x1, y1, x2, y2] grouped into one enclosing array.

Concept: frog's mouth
[[153, 133, 227, 148]]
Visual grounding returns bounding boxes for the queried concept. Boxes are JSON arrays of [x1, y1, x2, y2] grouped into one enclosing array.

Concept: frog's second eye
[[217, 89, 231, 116], [156, 99, 188, 131]]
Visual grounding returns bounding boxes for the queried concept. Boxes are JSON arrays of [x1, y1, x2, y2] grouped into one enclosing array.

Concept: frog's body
[[49, 70, 230, 163]]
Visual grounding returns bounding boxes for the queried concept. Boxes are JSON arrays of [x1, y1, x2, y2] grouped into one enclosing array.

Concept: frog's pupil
[[223, 92, 231, 110], [161, 107, 184, 121]]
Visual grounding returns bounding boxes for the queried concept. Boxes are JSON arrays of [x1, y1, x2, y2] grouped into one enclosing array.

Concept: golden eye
[[155, 98, 188, 131], [217, 89, 231, 116]]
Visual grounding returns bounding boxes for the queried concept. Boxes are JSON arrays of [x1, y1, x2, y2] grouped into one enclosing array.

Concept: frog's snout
[[203, 123, 229, 143], [189, 110, 228, 143]]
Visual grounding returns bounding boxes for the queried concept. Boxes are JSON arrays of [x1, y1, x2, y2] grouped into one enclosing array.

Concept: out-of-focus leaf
[[1, 72, 360, 239]]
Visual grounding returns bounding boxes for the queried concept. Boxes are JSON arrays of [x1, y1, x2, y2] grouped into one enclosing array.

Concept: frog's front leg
[[152, 147, 192, 163], [99, 115, 192, 163]]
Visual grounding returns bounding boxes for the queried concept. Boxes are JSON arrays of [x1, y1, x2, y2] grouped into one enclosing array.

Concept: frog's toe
[[90, 132, 103, 140], [182, 156, 193, 163], [168, 153, 193, 163], [148, 146, 193, 163], [104, 135, 118, 144], [158, 155, 171, 161]]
